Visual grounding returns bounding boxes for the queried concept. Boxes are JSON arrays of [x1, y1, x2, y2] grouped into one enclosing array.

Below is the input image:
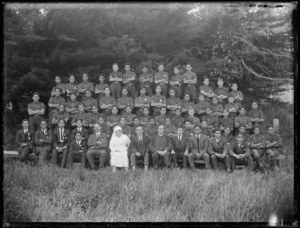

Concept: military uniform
[[154, 71, 169, 96], [195, 101, 211, 119], [169, 74, 183, 98], [99, 96, 117, 117], [65, 83, 78, 100], [27, 101, 46, 133], [171, 115, 185, 128], [122, 71, 136, 98], [109, 71, 123, 99], [225, 102, 241, 119], [150, 95, 166, 117], [201, 115, 218, 130], [228, 90, 243, 104], [166, 96, 181, 117], [81, 97, 98, 113], [181, 100, 195, 118], [183, 72, 197, 100], [215, 86, 229, 106], [211, 103, 224, 117], [134, 94, 151, 117], [48, 96, 66, 126], [139, 72, 153, 96], [117, 96, 134, 115], [77, 81, 94, 101], [123, 112, 136, 126], [95, 83, 109, 103]]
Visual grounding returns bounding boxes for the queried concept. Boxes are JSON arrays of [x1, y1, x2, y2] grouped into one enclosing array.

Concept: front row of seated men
[[15, 118, 284, 172]]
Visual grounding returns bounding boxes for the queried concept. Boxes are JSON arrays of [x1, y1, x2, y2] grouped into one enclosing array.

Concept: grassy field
[[3, 157, 294, 223]]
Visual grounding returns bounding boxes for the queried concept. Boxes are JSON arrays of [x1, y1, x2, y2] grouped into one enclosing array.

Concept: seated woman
[[109, 126, 131, 172]]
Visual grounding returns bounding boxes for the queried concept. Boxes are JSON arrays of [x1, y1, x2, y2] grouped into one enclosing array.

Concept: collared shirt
[[28, 101, 46, 114], [199, 85, 214, 94], [51, 83, 65, 95], [78, 81, 94, 93], [248, 109, 264, 120], [82, 97, 98, 110], [122, 71, 136, 85], [139, 72, 153, 87], [195, 101, 211, 113], [250, 134, 265, 146], [95, 83, 109, 93], [24, 128, 29, 134], [228, 90, 243, 103], [183, 72, 197, 83], [76, 140, 81, 146], [169, 74, 183, 86], [52, 111, 70, 122], [48, 96, 66, 110], [167, 96, 181, 107], [235, 115, 251, 126], [65, 83, 78, 95], [77, 127, 82, 132], [154, 72, 169, 85], [117, 96, 134, 108], [72, 112, 89, 123], [109, 72, 123, 82], [151, 95, 166, 104], [181, 100, 195, 111], [66, 100, 80, 110], [215, 86, 229, 97], [106, 114, 121, 124], [265, 133, 283, 148], [123, 113, 136, 125], [172, 115, 185, 127], [135, 95, 151, 107], [99, 96, 116, 108]]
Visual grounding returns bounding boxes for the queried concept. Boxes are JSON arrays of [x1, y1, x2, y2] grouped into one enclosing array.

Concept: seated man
[[15, 119, 34, 162], [140, 107, 151, 128], [201, 107, 218, 131], [237, 125, 251, 146], [166, 88, 181, 118], [149, 125, 171, 169], [86, 124, 107, 170], [71, 104, 89, 128], [131, 117, 141, 137], [164, 117, 177, 138], [265, 125, 285, 171], [234, 107, 252, 134], [123, 105, 136, 127], [186, 108, 200, 128], [65, 92, 80, 118], [225, 95, 241, 119], [171, 108, 185, 128], [81, 90, 98, 113], [134, 86, 151, 118], [99, 87, 117, 117], [48, 87, 66, 126], [97, 116, 111, 138], [195, 94, 210, 120], [183, 120, 194, 138], [51, 119, 70, 168], [86, 105, 103, 133], [181, 93, 195, 118], [67, 132, 88, 169], [187, 125, 210, 170], [170, 126, 189, 168], [221, 126, 234, 145], [208, 129, 230, 172], [119, 117, 132, 139], [155, 107, 168, 127], [117, 88, 134, 115], [34, 120, 53, 165], [70, 119, 89, 143], [106, 106, 121, 131], [129, 126, 150, 171], [151, 85, 167, 117], [250, 126, 266, 173], [200, 120, 213, 139], [211, 96, 224, 117], [229, 132, 253, 172], [218, 109, 234, 134]]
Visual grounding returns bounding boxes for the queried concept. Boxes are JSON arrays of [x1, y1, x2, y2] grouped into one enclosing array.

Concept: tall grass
[[3, 160, 294, 223]]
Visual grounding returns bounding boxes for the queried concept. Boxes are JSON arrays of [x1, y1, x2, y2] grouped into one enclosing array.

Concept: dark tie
[[60, 129, 63, 142], [197, 135, 200, 150]]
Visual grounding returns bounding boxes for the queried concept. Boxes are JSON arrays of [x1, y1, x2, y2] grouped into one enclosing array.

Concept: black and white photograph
[[3, 2, 296, 225]]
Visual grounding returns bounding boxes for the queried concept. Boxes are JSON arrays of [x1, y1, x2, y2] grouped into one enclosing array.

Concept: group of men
[[15, 63, 285, 172]]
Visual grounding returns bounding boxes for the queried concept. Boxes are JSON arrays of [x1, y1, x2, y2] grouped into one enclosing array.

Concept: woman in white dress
[[110, 126, 131, 172]]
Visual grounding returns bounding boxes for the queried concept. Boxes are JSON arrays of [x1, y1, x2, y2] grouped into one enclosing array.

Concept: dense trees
[[4, 3, 295, 117]]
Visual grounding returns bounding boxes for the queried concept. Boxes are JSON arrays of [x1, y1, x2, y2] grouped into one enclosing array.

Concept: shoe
[[226, 168, 231, 173], [190, 167, 196, 171]]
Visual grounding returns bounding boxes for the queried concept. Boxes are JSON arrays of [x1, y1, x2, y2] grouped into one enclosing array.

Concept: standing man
[[139, 65, 153, 96], [170, 126, 189, 168], [183, 63, 197, 102], [214, 77, 228, 106], [187, 125, 210, 170], [109, 63, 123, 99], [149, 125, 171, 169], [48, 87, 66, 126], [15, 119, 34, 162], [27, 92, 45, 133], [86, 124, 108, 170], [34, 120, 52, 165], [154, 63, 169, 97], [122, 63, 137, 98], [51, 120, 70, 168], [129, 126, 150, 171], [77, 73, 94, 102]]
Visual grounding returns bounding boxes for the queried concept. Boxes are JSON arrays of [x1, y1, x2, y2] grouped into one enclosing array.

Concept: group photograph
[[3, 2, 296, 225]]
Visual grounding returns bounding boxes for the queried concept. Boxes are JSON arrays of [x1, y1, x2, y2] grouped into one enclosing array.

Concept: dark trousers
[[29, 115, 43, 133], [211, 154, 230, 169], [86, 148, 107, 169], [152, 151, 171, 168], [52, 148, 68, 167], [130, 153, 150, 167], [67, 151, 86, 169], [230, 155, 253, 171], [188, 152, 211, 169], [17, 146, 33, 162], [110, 82, 122, 99], [36, 146, 51, 164], [171, 152, 188, 168], [123, 83, 135, 98], [184, 85, 197, 101]]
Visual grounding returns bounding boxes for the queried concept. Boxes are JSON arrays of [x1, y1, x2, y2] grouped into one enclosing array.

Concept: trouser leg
[[130, 153, 136, 167], [224, 154, 231, 169], [152, 152, 160, 169], [188, 153, 196, 167], [61, 148, 68, 168], [230, 156, 236, 170], [144, 153, 150, 166], [246, 155, 254, 171], [67, 151, 74, 169], [161, 85, 167, 97], [203, 153, 211, 169], [86, 149, 96, 169], [99, 149, 107, 168], [39, 146, 49, 165], [52, 148, 58, 165], [211, 155, 218, 169], [163, 152, 171, 167], [19, 147, 31, 162], [171, 153, 177, 166]]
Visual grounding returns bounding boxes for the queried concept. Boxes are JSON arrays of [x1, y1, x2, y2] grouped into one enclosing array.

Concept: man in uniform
[[99, 87, 117, 117], [154, 63, 169, 97], [109, 63, 123, 99], [183, 63, 197, 101], [139, 65, 153, 96], [77, 73, 94, 102], [27, 92, 46, 133], [150, 85, 166, 117], [122, 63, 136, 98], [214, 77, 228, 106], [81, 90, 98, 113], [117, 88, 134, 115]]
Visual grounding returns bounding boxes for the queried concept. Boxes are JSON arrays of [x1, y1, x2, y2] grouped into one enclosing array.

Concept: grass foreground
[[3, 158, 295, 223]]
